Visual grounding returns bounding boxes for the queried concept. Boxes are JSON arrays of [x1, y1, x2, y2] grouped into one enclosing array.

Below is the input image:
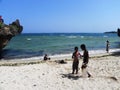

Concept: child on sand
[[72, 46, 81, 74], [80, 44, 91, 77], [43, 54, 50, 60]]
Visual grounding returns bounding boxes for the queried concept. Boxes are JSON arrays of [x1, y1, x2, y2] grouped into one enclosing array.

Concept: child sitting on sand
[[80, 44, 91, 77], [72, 46, 81, 74], [43, 54, 50, 60]]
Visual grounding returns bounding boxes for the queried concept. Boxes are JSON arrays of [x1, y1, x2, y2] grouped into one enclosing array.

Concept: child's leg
[[76, 68, 78, 74], [72, 62, 75, 74], [82, 68, 88, 77], [81, 66, 91, 77], [76, 61, 79, 74], [81, 64, 88, 77]]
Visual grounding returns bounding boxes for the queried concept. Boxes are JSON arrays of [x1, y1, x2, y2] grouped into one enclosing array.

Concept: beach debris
[[42, 73, 45, 75], [1, 82, 3, 84], [55, 60, 67, 64], [33, 84, 37, 87], [109, 76, 118, 81]]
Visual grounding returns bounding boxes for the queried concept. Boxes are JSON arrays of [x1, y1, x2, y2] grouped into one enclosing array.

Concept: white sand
[[0, 50, 120, 90]]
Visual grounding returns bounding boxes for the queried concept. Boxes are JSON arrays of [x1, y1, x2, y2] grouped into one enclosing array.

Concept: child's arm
[[72, 53, 74, 59], [79, 52, 82, 59]]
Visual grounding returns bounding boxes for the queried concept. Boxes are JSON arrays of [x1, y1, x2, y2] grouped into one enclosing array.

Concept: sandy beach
[[0, 49, 120, 90]]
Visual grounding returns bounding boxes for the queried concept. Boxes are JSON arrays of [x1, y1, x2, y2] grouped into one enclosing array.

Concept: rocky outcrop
[[117, 28, 120, 37], [0, 19, 23, 50]]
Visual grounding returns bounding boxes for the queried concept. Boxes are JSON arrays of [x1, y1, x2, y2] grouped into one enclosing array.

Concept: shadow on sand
[[61, 73, 119, 81], [110, 50, 120, 56], [61, 73, 82, 80]]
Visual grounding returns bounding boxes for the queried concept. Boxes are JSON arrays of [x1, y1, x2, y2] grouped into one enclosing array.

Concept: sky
[[0, 0, 120, 33]]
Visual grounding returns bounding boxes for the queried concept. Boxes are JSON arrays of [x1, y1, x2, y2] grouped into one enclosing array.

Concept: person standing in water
[[80, 44, 91, 77], [106, 40, 110, 53]]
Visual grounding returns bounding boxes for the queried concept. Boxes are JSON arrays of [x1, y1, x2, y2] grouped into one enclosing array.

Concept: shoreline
[[1, 48, 120, 60], [0, 48, 120, 66]]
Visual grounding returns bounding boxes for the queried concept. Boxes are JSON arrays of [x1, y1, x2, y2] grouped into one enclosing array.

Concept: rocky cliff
[[0, 19, 23, 51], [117, 28, 120, 37]]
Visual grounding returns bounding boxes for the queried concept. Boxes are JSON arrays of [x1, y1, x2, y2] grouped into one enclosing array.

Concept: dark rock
[[117, 28, 120, 37], [0, 19, 23, 50], [104, 31, 117, 33], [33, 84, 37, 87]]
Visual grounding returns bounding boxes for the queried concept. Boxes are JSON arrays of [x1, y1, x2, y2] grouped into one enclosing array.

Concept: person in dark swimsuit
[[80, 44, 91, 77], [106, 40, 110, 53]]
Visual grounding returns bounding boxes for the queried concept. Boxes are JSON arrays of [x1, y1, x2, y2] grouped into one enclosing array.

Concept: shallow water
[[2, 33, 120, 60]]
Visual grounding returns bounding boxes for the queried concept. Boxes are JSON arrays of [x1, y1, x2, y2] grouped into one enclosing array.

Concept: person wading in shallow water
[[106, 40, 110, 53], [80, 44, 91, 77]]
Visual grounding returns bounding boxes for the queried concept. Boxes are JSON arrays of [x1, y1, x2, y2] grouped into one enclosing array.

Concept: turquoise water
[[2, 33, 120, 59]]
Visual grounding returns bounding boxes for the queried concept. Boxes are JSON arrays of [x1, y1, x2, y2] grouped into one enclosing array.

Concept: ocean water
[[2, 33, 120, 59]]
